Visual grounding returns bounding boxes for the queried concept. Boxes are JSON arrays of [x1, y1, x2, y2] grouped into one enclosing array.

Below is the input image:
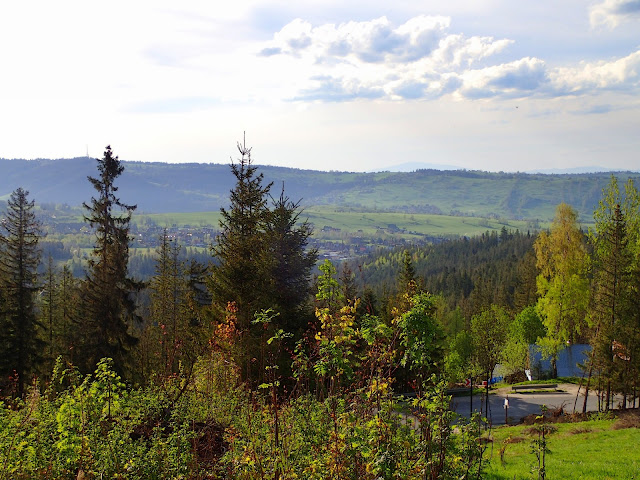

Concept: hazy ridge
[[1, 157, 638, 222]]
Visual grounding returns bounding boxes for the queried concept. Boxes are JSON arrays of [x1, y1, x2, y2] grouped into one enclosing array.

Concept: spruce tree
[[209, 139, 273, 382], [588, 177, 638, 409], [40, 255, 58, 379], [210, 140, 272, 324], [0, 188, 43, 396], [265, 188, 318, 334], [399, 249, 417, 293], [37, 260, 80, 378], [80, 146, 138, 376], [148, 230, 194, 375], [210, 139, 317, 384], [58, 265, 80, 365]]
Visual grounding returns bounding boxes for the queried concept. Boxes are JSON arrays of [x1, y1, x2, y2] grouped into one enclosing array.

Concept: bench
[[512, 383, 557, 392]]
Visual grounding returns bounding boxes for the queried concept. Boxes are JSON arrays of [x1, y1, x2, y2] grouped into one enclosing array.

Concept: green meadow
[[485, 413, 640, 479], [133, 206, 545, 240]]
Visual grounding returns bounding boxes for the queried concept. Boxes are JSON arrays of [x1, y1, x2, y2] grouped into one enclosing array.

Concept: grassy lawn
[[484, 412, 640, 479]]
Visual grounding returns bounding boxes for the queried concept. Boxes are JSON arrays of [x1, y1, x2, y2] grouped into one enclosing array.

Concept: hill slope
[[0, 157, 637, 221]]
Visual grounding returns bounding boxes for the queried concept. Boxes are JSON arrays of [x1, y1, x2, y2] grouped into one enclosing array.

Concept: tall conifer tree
[[265, 189, 318, 334], [210, 139, 317, 384], [148, 230, 195, 375], [80, 146, 138, 376], [588, 177, 639, 409], [0, 188, 42, 396], [209, 139, 273, 382], [210, 139, 272, 327]]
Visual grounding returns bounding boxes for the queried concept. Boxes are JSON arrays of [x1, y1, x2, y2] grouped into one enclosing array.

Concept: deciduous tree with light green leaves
[[501, 306, 546, 379], [471, 304, 510, 415], [534, 203, 589, 378]]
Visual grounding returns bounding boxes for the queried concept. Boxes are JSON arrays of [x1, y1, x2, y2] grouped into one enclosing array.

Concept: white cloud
[[551, 50, 640, 94], [455, 49, 640, 99], [260, 15, 513, 101], [458, 57, 549, 99], [256, 14, 640, 103], [590, 0, 640, 27], [432, 34, 513, 69], [261, 15, 510, 67]]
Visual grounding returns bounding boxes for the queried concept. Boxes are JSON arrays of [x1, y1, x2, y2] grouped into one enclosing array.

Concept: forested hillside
[[349, 228, 538, 321], [1, 157, 638, 221]]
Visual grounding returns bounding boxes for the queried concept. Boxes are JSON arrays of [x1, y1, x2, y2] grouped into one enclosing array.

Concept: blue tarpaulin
[[528, 344, 592, 379]]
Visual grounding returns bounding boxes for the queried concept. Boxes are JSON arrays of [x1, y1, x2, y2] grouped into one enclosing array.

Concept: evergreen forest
[[0, 143, 639, 479]]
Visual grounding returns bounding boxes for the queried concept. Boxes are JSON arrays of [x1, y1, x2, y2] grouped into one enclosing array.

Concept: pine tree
[[0, 188, 43, 396], [80, 146, 138, 376]]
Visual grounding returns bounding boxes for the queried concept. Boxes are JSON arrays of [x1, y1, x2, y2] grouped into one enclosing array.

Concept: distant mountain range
[[373, 161, 626, 175], [525, 166, 620, 174], [371, 161, 461, 172], [1, 157, 638, 222]]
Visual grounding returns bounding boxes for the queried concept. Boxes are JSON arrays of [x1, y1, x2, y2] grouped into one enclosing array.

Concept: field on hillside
[[134, 210, 222, 228], [134, 207, 548, 241]]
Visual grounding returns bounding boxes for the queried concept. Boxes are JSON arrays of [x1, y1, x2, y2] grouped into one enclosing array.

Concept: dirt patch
[[522, 425, 558, 436], [520, 408, 589, 425], [191, 419, 228, 469], [502, 435, 526, 444], [611, 409, 640, 430], [568, 426, 592, 435]]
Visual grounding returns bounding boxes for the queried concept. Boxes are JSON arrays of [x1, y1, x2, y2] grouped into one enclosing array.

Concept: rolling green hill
[[1, 157, 637, 223]]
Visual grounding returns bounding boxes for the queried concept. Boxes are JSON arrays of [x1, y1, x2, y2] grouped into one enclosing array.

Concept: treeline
[[351, 228, 538, 321], [1, 142, 639, 402]]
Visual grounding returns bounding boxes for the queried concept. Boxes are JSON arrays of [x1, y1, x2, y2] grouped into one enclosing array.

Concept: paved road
[[449, 384, 618, 426]]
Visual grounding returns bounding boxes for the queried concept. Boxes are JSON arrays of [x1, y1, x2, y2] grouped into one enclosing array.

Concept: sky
[[0, 0, 639, 173]]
